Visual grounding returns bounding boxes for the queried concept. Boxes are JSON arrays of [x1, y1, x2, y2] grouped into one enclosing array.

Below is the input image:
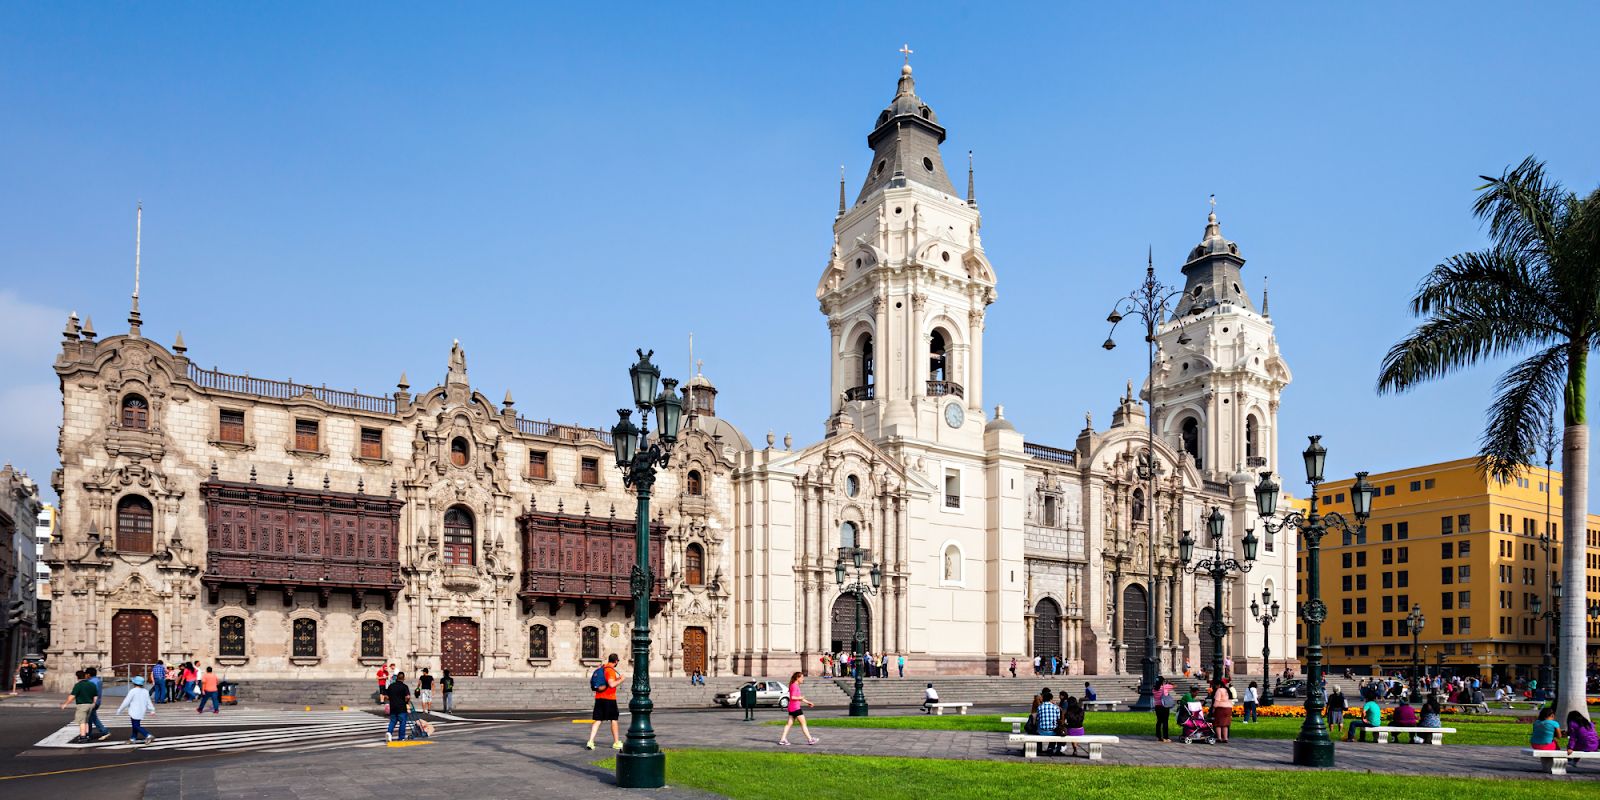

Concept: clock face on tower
[[944, 402, 965, 428]]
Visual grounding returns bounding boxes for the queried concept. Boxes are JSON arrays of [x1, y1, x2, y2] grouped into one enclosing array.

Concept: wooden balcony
[[201, 480, 403, 608], [517, 508, 668, 617]]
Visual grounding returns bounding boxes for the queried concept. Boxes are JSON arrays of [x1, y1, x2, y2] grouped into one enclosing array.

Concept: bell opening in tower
[[929, 330, 947, 381], [1181, 418, 1202, 469]]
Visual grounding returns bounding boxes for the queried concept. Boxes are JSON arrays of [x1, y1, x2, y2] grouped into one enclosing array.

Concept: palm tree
[[1378, 157, 1599, 721]]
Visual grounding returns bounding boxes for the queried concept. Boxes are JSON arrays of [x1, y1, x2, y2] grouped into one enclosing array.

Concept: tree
[[1378, 157, 1599, 721]]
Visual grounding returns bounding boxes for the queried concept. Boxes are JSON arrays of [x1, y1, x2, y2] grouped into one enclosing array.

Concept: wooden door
[[682, 627, 707, 674], [441, 618, 480, 676], [111, 610, 158, 677]]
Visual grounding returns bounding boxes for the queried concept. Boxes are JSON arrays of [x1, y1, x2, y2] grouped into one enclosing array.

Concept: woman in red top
[[778, 671, 818, 745]]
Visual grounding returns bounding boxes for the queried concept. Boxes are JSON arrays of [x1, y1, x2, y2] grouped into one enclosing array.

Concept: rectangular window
[[1356, 551, 1367, 567], [1382, 571, 1393, 589], [1382, 595, 1393, 614], [1441, 592, 1453, 610], [219, 409, 245, 443], [1441, 516, 1453, 535], [360, 428, 382, 459], [292, 618, 317, 658], [1441, 566, 1453, 585], [1297, 558, 1302, 573], [1382, 548, 1393, 564], [1342, 622, 1353, 638], [1342, 598, 1353, 615], [1342, 575, 1352, 592], [1385, 485, 1395, 495], [1356, 574, 1367, 590], [1397, 521, 1408, 540], [528, 451, 548, 480], [1457, 540, 1470, 558], [1382, 523, 1393, 541], [1382, 620, 1394, 637], [1441, 542, 1453, 559], [295, 419, 319, 452], [1343, 530, 1352, 546], [1342, 553, 1353, 569], [580, 457, 599, 485], [1397, 546, 1408, 563], [1410, 480, 1422, 492], [1398, 593, 1408, 610], [1457, 591, 1469, 609], [1344, 645, 1355, 657], [1357, 528, 1367, 545], [1458, 564, 1470, 583], [944, 468, 961, 508], [1398, 619, 1410, 637], [1398, 570, 1409, 588], [1359, 645, 1370, 656], [1297, 579, 1302, 595], [1425, 478, 1435, 489], [1335, 492, 1346, 504], [1441, 617, 1453, 635], [1457, 514, 1470, 533], [1356, 597, 1367, 614], [1384, 644, 1395, 655], [1356, 621, 1368, 638]]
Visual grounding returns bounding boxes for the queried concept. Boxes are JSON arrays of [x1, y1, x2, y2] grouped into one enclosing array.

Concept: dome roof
[[690, 414, 751, 452], [685, 374, 716, 391], [1187, 213, 1240, 262], [984, 404, 1016, 433]]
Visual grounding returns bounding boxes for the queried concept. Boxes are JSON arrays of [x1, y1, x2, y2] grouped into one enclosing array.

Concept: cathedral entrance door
[[1032, 598, 1061, 662], [829, 593, 870, 654], [1197, 607, 1216, 674], [112, 610, 158, 678], [682, 627, 707, 675], [1121, 584, 1148, 674], [441, 618, 480, 677]]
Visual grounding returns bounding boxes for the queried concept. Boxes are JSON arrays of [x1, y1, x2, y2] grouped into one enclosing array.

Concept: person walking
[[1242, 681, 1259, 723], [586, 654, 624, 751], [778, 671, 818, 745], [1010, 658, 1017, 678], [1033, 655, 1042, 676], [61, 670, 99, 744], [150, 660, 167, 704], [417, 668, 434, 713], [897, 654, 905, 678], [1155, 679, 1176, 742], [440, 670, 454, 713], [85, 667, 110, 740], [1211, 682, 1234, 743], [196, 666, 221, 714], [116, 676, 156, 744], [181, 663, 197, 700], [384, 671, 411, 742], [377, 663, 390, 691], [1183, 657, 1191, 677], [1326, 687, 1347, 733]]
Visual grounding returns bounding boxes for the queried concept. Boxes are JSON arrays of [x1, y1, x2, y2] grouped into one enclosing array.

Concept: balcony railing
[[1246, 456, 1268, 468], [925, 380, 964, 398], [1024, 442, 1077, 465], [188, 364, 395, 414], [845, 385, 874, 401], [515, 417, 614, 445]]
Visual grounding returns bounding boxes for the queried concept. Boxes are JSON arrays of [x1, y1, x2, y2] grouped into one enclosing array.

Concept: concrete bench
[[925, 702, 972, 715], [1001, 716, 1028, 734], [1367, 726, 1456, 745], [1008, 734, 1121, 759], [1083, 700, 1121, 711], [1454, 703, 1490, 714], [1521, 748, 1600, 775]]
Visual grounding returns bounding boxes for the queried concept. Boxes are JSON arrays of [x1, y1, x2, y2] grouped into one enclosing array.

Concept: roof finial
[[173, 330, 186, 354], [838, 166, 847, 217], [397, 371, 409, 391], [891, 122, 905, 182], [1262, 275, 1270, 317], [82, 315, 97, 341], [1209, 194, 1216, 221], [129, 201, 143, 337], [966, 151, 976, 207], [1148, 245, 1153, 276], [63, 312, 81, 341]]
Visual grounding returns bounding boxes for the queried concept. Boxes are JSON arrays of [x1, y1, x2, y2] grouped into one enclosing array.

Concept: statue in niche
[[944, 549, 957, 581]]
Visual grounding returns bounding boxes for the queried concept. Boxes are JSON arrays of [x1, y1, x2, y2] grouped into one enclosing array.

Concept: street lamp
[[1255, 436, 1373, 768], [1531, 580, 1562, 699], [1406, 604, 1425, 697], [1179, 506, 1257, 693], [608, 349, 683, 789], [836, 546, 882, 716], [1102, 253, 1198, 711], [1251, 587, 1281, 705]]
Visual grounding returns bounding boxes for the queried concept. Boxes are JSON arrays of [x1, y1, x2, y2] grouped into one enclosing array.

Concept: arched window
[[121, 394, 149, 430], [292, 618, 317, 658], [861, 333, 874, 386], [581, 626, 600, 660], [929, 329, 948, 381], [1131, 488, 1146, 522], [443, 507, 474, 565], [1043, 496, 1057, 527], [840, 521, 858, 550], [219, 616, 245, 657], [846, 474, 860, 497], [685, 543, 704, 585], [686, 470, 702, 496], [1245, 415, 1258, 459], [530, 624, 549, 659], [1181, 418, 1201, 468], [943, 543, 963, 583], [361, 620, 384, 658], [450, 437, 469, 467], [116, 495, 154, 552]]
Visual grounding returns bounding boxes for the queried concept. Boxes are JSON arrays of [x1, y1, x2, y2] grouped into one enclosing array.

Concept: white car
[[714, 680, 789, 708]]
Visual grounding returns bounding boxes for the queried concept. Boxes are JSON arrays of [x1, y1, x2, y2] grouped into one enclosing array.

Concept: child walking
[[778, 671, 818, 746]]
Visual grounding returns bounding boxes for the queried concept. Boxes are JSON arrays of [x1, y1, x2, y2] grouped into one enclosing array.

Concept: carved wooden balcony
[[517, 508, 668, 617], [201, 480, 403, 608]]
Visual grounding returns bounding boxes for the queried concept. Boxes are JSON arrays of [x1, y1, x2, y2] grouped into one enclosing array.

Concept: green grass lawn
[[596, 751, 1591, 799], [769, 712, 1535, 746]]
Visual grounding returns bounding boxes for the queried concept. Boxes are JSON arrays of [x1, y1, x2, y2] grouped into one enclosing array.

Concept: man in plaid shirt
[[1036, 690, 1062, 755]]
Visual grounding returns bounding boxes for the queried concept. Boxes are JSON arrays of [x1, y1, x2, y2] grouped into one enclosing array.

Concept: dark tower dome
[[856, 64, 960, 203], [1174, 211, 1256, 316]]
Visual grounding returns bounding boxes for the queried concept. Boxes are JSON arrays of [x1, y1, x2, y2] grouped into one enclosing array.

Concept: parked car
[[1274, 680, 1308, 698], [714, 680, 789, 708]]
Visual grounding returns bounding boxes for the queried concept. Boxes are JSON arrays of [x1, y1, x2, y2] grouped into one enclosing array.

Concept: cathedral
[[42, 62, 1295, 689]]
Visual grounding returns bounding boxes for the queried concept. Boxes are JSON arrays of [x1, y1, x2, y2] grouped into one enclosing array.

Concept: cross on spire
[[1209, 194, 1217, 214], [696, 359, 703, 376], [900, 44, 913, 65]]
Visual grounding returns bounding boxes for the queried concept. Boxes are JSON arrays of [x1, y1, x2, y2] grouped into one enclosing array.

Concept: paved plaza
[[134, 705, 1595, 800]]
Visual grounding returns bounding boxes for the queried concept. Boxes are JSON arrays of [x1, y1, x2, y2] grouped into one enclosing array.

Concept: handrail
[[188, 364, 395, 414], [845, 385, 874, 401], [1024, 442, 1077, 465], [925, 380, 964, 398], [515, 417, 614, 445]]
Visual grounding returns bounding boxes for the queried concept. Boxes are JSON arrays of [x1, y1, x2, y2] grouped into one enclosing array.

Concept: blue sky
[[3, 2, 1598, 505]]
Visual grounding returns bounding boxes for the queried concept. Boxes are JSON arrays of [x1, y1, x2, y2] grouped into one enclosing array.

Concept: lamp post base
[[1127, 691, 1155, 712], [849, 696, 870, 717], [616, 751, 666, 788], [1291, 739, 1335, 768]]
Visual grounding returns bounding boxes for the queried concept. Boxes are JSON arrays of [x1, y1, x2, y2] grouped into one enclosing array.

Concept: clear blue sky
[[3, 2, 1598, 505]]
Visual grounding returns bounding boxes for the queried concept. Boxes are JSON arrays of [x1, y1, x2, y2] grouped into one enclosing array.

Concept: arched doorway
[[1033, 598, 1061, 663], [1198, 607, 1216, 674], [112, 609, 158, 677], [682, 627, 708, 675], [1121, 584, 1148, 673], [830, 593, 871, 654], [441, 617, 480, 676]]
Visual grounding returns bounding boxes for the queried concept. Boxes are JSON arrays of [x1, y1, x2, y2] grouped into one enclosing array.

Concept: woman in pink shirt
[[778, 671, 818, 746]]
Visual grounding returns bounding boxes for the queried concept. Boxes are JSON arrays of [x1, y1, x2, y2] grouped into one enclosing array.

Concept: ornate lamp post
[[835, 547, 882, 717], [1179, 507, 1258, 691], [1406, 604, 1425, 697], [1250, 587, 1281, 705], [1254, 436, 1376, 768], [1530, 580, 1563, 698], [608, 349, 683, 790], [1102, 255, 1196, 711]]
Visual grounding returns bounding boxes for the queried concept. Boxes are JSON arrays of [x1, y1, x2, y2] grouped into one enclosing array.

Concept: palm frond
[[1377, 303, 1562, 395], [1474, 156, 1566, 258], [1478, 344, 1568, 481], [1408, 248, 1564, 334]]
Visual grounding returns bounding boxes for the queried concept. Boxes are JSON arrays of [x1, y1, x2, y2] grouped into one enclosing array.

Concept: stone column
[[967, 307, 984, 413], [872, 294, 889, 401], [828, 318, 844, 417]]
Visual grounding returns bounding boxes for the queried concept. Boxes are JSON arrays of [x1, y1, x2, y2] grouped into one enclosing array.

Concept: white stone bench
[[1368, 726, 1456, 744], [1521, 748, 1600, 775], [1454, 703, 1490, 714], [1009, 733, 1121, 759], [1001, 716, 1028, 734], [925, 702, 972, 715], [1083, 700, 1121, 711]]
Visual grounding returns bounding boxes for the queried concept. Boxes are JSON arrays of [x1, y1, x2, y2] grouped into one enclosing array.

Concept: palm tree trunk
[[1559, 350, 1589, 723]]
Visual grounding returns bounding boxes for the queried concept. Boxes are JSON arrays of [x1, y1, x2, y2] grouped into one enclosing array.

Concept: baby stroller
[[1177, 702, 1218, 745], [410, 717, 435, 739]]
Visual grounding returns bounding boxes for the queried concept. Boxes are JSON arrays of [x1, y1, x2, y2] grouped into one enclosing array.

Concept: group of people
[[376, 663, 454, 715], [819, 651, 903, 678], [1023, 686, 1093, 755], [1150, 680, 1249, 744], [58, 663, 224, 745]]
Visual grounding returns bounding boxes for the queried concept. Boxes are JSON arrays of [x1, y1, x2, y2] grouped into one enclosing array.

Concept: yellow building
[[1291, 457, 1598, 680]]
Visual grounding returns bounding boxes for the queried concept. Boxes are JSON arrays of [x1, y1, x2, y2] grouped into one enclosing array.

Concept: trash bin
[[220, 681, 239, 705]]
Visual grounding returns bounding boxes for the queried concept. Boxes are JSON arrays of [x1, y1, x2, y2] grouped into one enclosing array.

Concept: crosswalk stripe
[[37, 710, 487, 755]]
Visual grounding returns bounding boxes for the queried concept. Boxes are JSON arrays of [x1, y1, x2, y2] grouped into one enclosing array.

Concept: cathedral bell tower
[[816, 61, 997, 451], [1148, 210, 1292, 481]]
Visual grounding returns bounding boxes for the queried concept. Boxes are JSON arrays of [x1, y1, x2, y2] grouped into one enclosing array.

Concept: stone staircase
[[820, 675, 1142, 708], [234, 676, 758, 711]]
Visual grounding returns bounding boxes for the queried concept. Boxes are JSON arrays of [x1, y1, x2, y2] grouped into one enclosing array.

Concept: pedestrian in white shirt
[[1242, 681, 1260, 723], [116, 676, 156, 744], [922, 684, 939, 714]]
